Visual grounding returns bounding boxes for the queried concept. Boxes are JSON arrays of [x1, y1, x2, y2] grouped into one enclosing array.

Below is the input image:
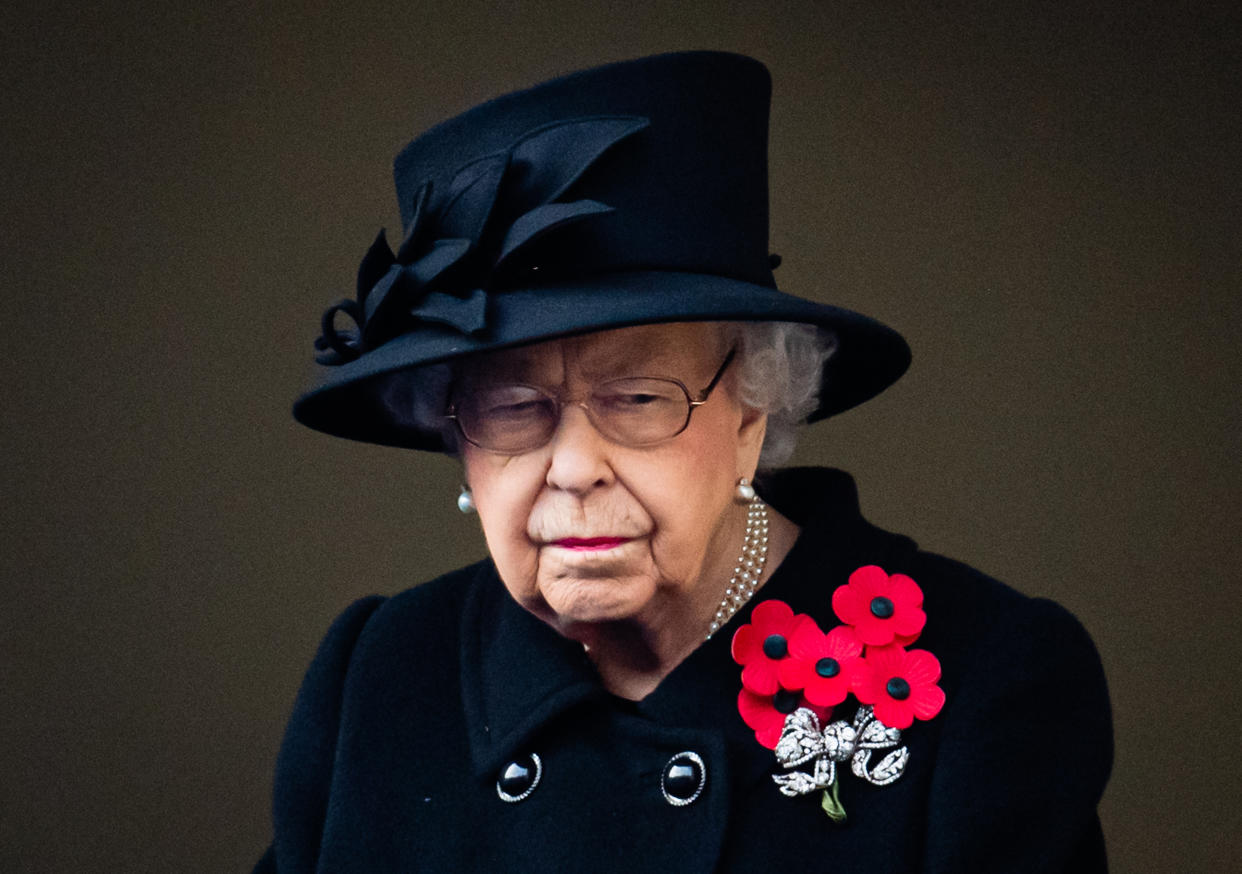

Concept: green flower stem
[[820, 779, 847, 823]]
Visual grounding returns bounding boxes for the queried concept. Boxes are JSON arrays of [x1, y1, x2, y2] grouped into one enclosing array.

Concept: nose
[[544, 403, 615, 495]]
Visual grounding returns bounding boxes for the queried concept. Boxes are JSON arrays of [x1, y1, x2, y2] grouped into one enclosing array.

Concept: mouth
[[551, 537, 631, 551]]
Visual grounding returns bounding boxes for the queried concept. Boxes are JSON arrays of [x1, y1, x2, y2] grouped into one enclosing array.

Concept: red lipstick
[[553, 537, 629, 551]]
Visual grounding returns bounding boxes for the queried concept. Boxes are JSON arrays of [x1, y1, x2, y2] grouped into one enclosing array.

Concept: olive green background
[[3, 1, 1238, 871]]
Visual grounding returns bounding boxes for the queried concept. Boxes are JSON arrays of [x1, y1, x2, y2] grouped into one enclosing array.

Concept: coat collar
[[458, 568, 605, 777], [458, 468, 917, 779]]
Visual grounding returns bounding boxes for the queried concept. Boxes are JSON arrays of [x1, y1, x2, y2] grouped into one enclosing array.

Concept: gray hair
[[726, 322, 837, 468], [377, 321, 837, 465]]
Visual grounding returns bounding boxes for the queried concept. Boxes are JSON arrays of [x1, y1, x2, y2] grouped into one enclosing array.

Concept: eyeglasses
[[446, 348, 736, 454]]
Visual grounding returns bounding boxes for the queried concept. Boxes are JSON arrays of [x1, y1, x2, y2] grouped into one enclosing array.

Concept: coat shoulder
[[854, 542, 1112, 871], [898, 547, 1105, 671], [359, 559, 490, 643], [292, 559, 491, 686]]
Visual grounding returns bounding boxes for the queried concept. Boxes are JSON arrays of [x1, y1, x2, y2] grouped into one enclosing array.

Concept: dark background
[[3, 1, 1238, 871]]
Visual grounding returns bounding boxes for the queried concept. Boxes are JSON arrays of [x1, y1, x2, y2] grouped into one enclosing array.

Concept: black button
[[661, 751, 706, 806], [496, 753, 542, 802], [762, 633, 788, 659], [869, 596, 895, 619], [885, 677, 911, 700]]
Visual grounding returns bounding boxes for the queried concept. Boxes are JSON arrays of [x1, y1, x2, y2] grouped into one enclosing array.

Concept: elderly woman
[[256, 53, 1111, 872]]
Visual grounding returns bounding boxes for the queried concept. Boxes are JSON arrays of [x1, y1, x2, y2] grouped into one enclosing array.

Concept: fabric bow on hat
[[314, 115, 650, 364]]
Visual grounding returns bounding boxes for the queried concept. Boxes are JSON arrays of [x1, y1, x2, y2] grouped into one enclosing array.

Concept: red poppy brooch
[[731, 565, 945, 821]]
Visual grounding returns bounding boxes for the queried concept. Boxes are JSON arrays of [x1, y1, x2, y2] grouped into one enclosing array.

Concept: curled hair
[[726, 322, 837, 468], [377, 321, 836, 464]]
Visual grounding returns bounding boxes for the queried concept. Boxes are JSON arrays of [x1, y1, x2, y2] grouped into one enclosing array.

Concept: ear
[[734, 404, 768, 478]]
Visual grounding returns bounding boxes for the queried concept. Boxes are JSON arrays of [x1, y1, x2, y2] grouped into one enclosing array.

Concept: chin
[[539, 575, 654, 627]]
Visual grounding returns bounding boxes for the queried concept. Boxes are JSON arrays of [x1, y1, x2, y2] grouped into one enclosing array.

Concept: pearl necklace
[[706, 497, 770, 640]]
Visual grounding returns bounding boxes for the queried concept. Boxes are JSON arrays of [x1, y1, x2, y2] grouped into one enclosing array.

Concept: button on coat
[[255, 469, 1111, 873]]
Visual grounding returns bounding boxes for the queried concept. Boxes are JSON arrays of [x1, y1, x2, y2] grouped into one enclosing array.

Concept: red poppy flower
[[778, 623, 864, 707], [852, 645, 945, 730], [737, 688, 833, 749], [731, 600, 817, 695], [832, 565, 926, 647]]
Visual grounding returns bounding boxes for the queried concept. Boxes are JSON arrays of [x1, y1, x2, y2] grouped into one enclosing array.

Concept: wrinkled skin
[[459, 322, 798, 698]]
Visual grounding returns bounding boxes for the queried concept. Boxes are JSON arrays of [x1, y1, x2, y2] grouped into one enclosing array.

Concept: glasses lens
[[590, 378, 691, 445], [457, 384, 557, 452]]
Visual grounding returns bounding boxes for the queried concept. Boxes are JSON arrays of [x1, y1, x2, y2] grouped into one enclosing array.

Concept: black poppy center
[[772, 689, 800, 714], [885, 677, 911, 700], [762, 634, 788, 659], [869, 596, 895, 619], [815, 657, 841, 678]]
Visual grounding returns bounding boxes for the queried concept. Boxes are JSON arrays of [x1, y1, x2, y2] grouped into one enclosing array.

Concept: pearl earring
[[457, 486, 476, 514], [734, 477, 756, 503]]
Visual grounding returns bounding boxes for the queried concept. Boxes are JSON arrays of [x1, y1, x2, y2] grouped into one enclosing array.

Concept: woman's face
[[458, 322, 767, 637]]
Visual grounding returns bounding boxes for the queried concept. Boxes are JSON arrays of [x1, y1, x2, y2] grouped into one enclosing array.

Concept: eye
[[490, 400, 545, 416], [472, 386, 554, 419], [611, 391, 663, 407], [595, 378, 684, 413]]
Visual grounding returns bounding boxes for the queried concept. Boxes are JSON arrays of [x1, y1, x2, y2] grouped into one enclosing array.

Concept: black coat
[[254, 468, 1112, 872]]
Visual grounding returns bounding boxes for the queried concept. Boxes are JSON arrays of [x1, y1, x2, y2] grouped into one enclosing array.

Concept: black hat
[[293, 51, 909, 450]]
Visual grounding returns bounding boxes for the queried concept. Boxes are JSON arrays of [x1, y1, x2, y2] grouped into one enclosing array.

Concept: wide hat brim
[[292, 269, 910, 451]]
